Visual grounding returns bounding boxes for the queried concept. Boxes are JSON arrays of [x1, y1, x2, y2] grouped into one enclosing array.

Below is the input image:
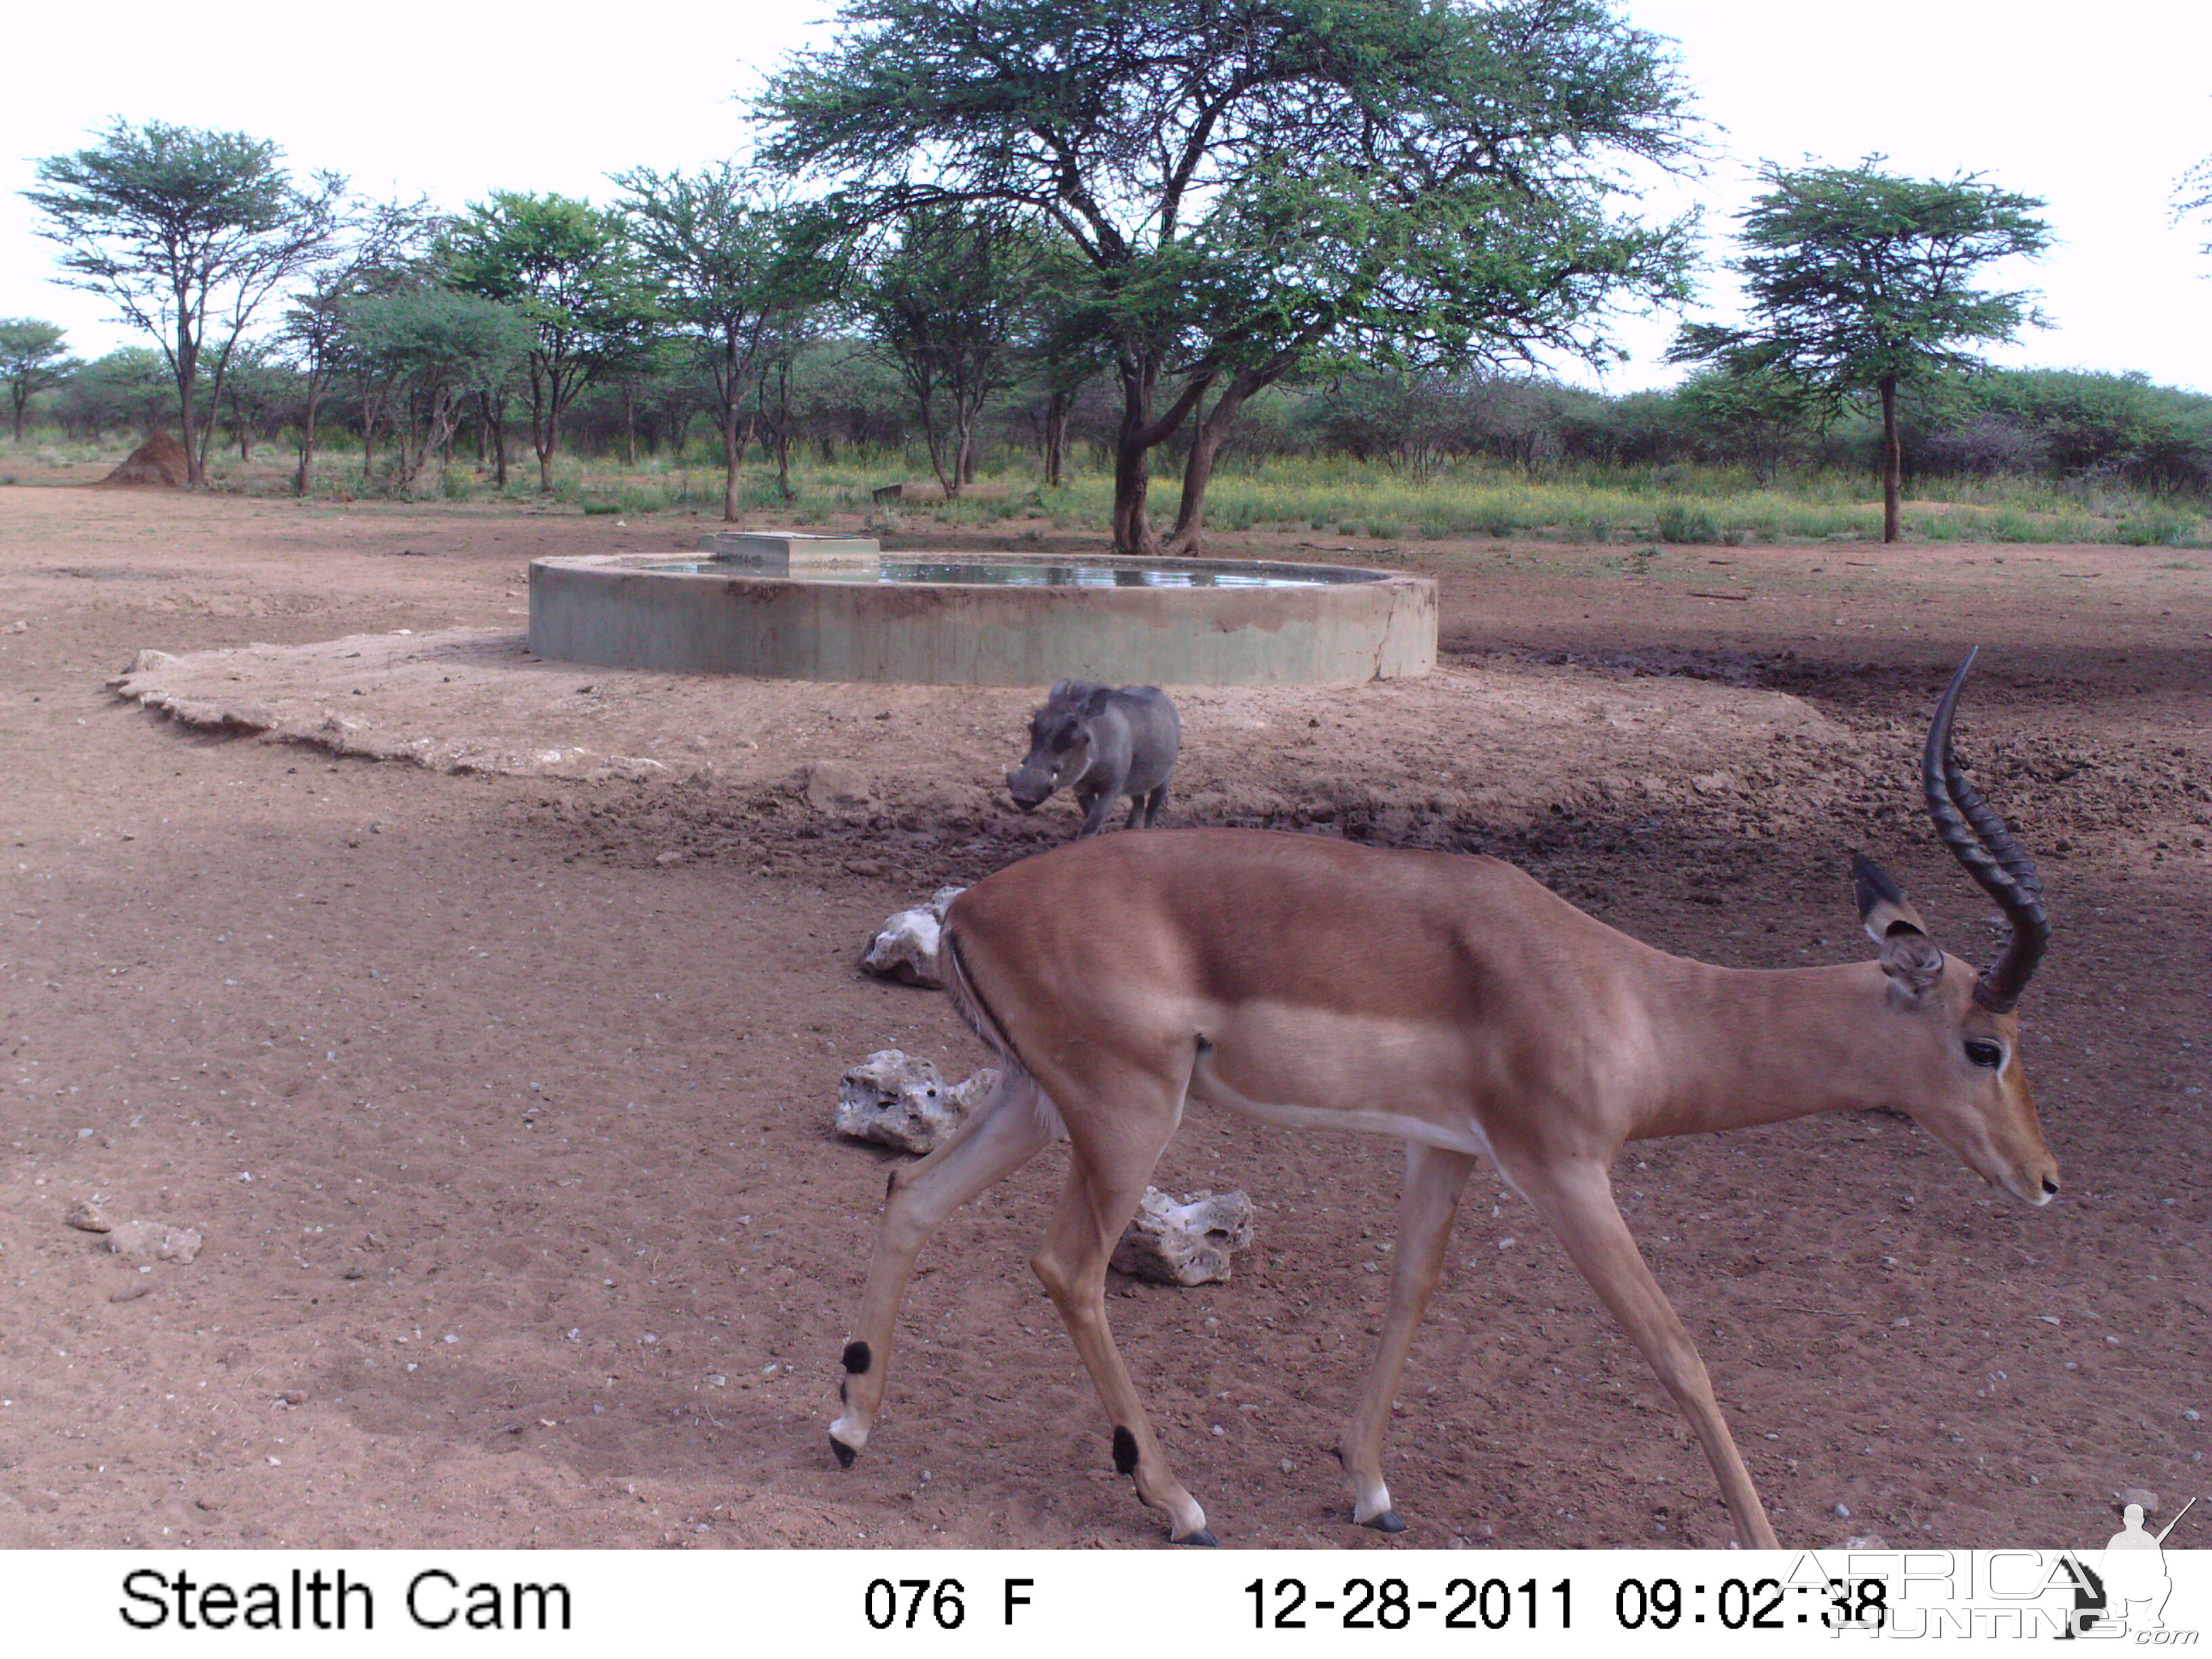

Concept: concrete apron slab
[[527, 553, 1437, 687]]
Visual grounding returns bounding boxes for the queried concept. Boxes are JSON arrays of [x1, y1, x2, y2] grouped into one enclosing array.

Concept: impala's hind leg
[[1340, 1142, 1476, 1531], [1027, 1077, 1211, 1544], [830, 1069, 1055, 1466]]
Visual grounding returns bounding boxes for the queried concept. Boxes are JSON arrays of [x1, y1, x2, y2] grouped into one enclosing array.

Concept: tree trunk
[[1109, 350, 1223, 556], [622, 383, 637, 468], [482, 391, 508, 489], [1043, 389, 1070, 489], [922, 407, 956, 499], [722, 394, 742, 523], [176, 361, 203, 486], [1880, 375, 1902, 545], [1111, 356, 1161, 555], [167, 297, 207, 487], [1162, 377, 1256, 555], [13, 390, 28, 444], [296, 382, 323, 493], [530, 364, 557, 493], [1111, 429, 1158, 554]]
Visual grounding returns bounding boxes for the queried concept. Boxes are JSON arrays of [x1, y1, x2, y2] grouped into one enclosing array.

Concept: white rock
[[834, 1050, 998, 1155], [64, 1198, 116, 1233], [1111, 1189, 1256, 1286], [800, 760, 875, 813], [104, 1221, 203, 1264], [859, 886, 966, 988]]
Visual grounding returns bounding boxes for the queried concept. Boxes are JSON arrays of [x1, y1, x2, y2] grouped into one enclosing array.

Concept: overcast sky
[[3, 0, 2206, 394]]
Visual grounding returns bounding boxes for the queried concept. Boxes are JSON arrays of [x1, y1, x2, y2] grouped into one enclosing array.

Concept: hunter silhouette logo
[[2060, 1496, 2198, 1639]]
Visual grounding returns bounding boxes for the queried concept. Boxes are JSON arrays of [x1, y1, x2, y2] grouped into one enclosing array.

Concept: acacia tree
[[0, 319, 82, 443], [280, 198, 436, 494], [1669, 157, 2049, 543], [752, 264, 840, 502], [762, 0, 1698, 553], [1674, 363, 1826, 485], [340, 289, 532, 498], [861, 208, 1036, 497], [442, 192, 660, 491], [2179, 153, 2212, 258], [24, 120, 346, 484], [614, 164, 819, 519], [213, 341, 290, 460], [58, 347, 171, 440]]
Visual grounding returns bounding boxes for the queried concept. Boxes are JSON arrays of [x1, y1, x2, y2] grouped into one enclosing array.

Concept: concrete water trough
[[527, 533, 1435, 687]]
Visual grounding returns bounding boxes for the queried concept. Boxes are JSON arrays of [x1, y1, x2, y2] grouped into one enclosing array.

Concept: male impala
[[827, 654, 2055, 1548]]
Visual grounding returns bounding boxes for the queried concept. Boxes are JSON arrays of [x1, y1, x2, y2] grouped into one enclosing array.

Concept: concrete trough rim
[[594, 549, 1404, 587], [527, 550, 1437, 687]]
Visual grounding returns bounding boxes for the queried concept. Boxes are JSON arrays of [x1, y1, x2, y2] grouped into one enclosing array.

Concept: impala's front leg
[[1340, 1142, 1477, 1532], [1504, 1152, 1780, 1551], [829, 1070, 1055, 1467], [1028, 1081, 1212, 1545]]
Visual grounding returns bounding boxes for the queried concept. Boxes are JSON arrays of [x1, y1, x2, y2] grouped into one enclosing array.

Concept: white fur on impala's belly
[[1188, 1004, 1494, 1158]]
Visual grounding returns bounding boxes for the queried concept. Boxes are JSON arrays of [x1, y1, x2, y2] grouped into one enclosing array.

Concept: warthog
[[1006, 680, 1181, 837]]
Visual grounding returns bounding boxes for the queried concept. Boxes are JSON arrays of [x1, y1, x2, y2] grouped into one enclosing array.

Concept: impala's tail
[[941, 920, 1030, 1077]]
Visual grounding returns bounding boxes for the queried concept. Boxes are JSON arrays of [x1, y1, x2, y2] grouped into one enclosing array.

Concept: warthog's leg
[[1075, 778, 1119, 836]]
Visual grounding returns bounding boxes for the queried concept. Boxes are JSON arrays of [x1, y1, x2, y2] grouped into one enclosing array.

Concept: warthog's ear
[[1048, 678, 1077, 702], [1853, 855, 1944, 1002], [1082, 685, 1115, 716]]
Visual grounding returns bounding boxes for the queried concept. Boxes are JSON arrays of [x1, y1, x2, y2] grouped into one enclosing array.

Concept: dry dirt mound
[[96, 431, 190, 488], [108, 626, 1845, 827]]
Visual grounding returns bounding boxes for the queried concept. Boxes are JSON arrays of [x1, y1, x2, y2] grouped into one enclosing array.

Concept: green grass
[[16, 427, 2208, 547]]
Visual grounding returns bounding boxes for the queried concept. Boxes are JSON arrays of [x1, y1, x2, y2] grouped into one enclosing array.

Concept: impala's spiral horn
[[1922, 649, 2049, 1012]]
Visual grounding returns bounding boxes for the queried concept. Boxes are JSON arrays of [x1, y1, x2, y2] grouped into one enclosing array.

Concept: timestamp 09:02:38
[[1245, 1576, 1892, 1632]]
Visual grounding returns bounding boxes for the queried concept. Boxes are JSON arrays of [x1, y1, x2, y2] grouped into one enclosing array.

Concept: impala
[[827, 653, 2055, 1548]]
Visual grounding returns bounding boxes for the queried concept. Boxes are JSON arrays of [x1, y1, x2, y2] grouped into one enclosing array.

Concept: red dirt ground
[[0, 480, 2205, 1551]]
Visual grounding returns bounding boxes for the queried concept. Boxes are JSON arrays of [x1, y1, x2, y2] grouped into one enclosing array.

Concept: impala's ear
[[1853, 855, 1944, 1000], [1852, 854, 1928, 940]]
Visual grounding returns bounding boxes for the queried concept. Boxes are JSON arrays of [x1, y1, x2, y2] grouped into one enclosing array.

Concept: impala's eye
[[1964, 1040, 2004, 1070]]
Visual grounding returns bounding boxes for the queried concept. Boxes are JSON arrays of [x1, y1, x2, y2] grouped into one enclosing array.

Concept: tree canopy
[[0, 319, 83, 443], [614, 164, 827, 518], [2178, 153, 2212, 260], [859, 208, 1040, 498], [761, 0, 1701, 552], [340, 288, 532, 497], [441, 192, 661, 491], [23, 119, 346, 484], [1670, 156, 2049, 541]]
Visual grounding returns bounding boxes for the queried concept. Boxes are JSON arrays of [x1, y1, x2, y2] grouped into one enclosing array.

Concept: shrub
[[1655, 501, 1720, 544], [2116, 505, 2202, 547]]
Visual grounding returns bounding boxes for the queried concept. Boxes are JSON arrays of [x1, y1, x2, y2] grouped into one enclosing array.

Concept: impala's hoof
[[830, 1435, 857, 1470], [1361, 1509, 1407, 1534], [1171, 1526, 1218, 1547]]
